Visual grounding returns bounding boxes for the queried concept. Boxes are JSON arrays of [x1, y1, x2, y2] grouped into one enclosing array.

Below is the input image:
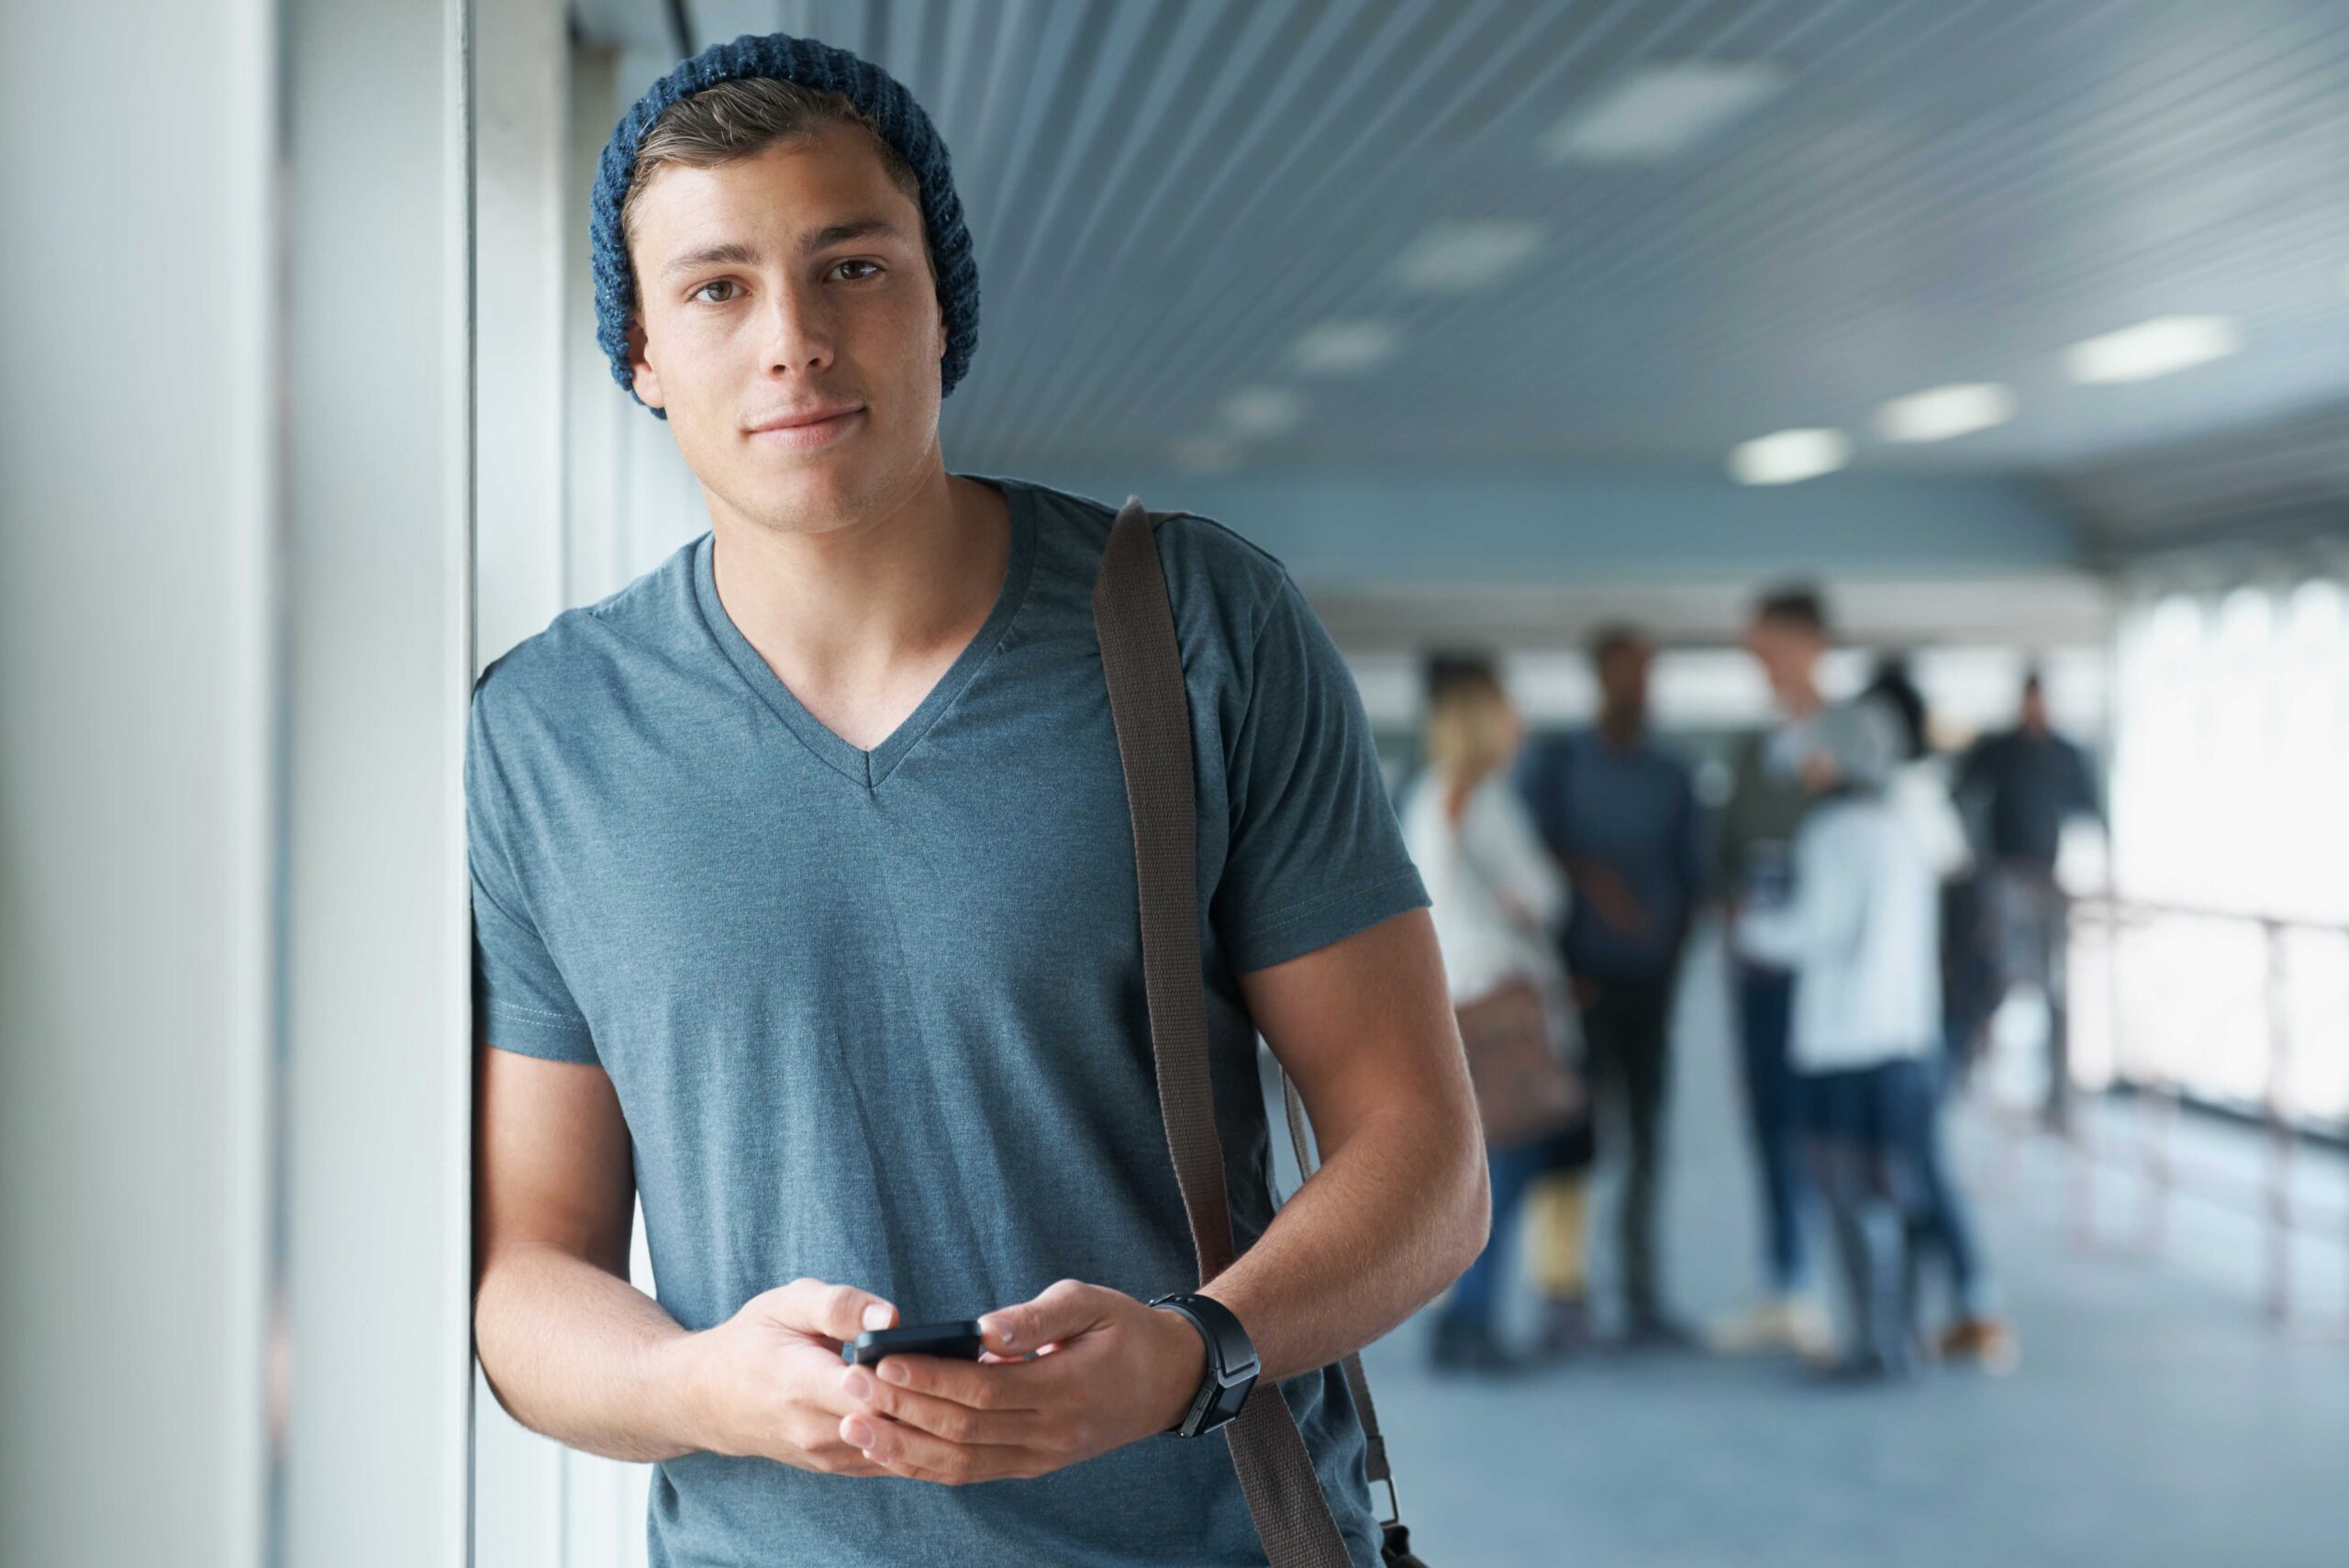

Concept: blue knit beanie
[[590, 32, 980, 417]]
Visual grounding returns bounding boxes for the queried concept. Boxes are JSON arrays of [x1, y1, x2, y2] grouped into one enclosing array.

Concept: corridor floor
[[1332, 934, 2349, 1568]]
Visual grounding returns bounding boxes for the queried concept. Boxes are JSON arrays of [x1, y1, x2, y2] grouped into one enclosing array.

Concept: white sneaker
[[1708, 1296, 1836, 1363]]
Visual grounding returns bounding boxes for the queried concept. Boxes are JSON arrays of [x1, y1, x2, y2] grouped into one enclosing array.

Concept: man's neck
[[1597, 707, 1644, 749], [707, 465, 1011, 750]]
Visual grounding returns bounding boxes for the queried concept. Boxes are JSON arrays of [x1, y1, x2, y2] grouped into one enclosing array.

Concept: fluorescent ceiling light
[[1218, 387, 1303, 439], [1876, 383, 2015, 443], [1393, 221, 1542, 293], [1290, 320, 1401, 375], [1542, 61, 1787, 164], [1729, 428, 1850, 485], [2065, 315, 2241, 384]]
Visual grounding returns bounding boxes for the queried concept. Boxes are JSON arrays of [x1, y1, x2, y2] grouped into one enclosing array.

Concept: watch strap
[[1150, 1291, 1260, 1437]]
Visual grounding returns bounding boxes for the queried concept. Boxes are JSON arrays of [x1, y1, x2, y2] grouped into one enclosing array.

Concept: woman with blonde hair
[[1401, 654, 1593, 1372]]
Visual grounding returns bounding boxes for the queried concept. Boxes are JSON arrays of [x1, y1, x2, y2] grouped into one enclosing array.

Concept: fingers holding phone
[[675, 1276, 905, 1477]]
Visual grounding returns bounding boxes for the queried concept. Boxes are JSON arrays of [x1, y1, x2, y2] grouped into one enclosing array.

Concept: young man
[[467, 35, 1486, 1568], [1954, 671, 2104, 1131], [1515, 625, 1700, 1348], [1709, 588, 1899, 1360]]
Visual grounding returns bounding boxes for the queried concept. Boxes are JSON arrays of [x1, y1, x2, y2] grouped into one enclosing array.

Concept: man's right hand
[[674, 1277, 904, 1477]]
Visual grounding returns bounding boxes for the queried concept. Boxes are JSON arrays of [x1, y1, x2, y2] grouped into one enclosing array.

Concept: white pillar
[[0, 2, 278, 1563]]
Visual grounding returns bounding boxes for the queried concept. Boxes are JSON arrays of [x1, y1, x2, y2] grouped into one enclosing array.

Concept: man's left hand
[[833, 1279, 1209, 1485]]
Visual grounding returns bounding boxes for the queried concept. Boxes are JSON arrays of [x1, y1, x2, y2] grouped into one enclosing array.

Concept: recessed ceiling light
[[1218, 387, 1303, 439], [2065, 315, 2241, 384], [1170, 437, 1240, 474], [1876, 383, 2015, 443], [1541, 61, 1787, 164], [1290, 321, 1402, 375], [1393, 221, 1542, 294], [1729, 428, 1850, 485]]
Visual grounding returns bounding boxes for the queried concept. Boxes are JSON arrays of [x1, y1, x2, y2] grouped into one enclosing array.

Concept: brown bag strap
[[1277, 1071, 1393, 1496], [1093, 496, 1396, 1568]]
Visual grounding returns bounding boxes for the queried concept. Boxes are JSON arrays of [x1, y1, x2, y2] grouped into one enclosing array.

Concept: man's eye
[[692, 280, 740, 304], [833, 260, 883, 282]]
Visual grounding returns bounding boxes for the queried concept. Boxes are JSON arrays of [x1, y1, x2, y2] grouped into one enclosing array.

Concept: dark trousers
[[1909, 1057, 1989, 1318], [1735, 966, 1809, 1294], [1987, 864, 2072, 1127], [1578, 973, 1675, 1318], [1439, 1136, 1561, 1335], [1804, 1057, 1944, 1364]]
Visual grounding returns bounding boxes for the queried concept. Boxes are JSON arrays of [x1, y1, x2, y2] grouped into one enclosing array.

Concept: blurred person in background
[[1868, 654, 2001, 1088], [1733, 707, 1949, 1380], [1864, 657, 2019, 1372], [1405, 655, 1596, 1372], [1709, 587, 1898, 1360], [1954, 670, 2104, 1132], [1516, 625, 1701, 1349]]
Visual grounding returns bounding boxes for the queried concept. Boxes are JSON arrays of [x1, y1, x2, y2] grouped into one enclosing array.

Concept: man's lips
[[744, 405, 865, 449]]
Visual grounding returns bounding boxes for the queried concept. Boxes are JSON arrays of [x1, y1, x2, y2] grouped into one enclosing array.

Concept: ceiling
[[576, 0, 2349, 533]]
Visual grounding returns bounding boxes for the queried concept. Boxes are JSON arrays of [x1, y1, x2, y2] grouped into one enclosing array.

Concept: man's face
[[2021, 684, 2050, 732], [624, 125, 945, 536], [1741, 616, 1821, 708], [1597, 640, 1652, 716]]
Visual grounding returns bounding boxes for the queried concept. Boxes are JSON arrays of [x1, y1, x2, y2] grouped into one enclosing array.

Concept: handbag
[[1452, 975, 1579, 1150], [1093, 497, 1431, 1568], [1430, 812, 1581, 1151]]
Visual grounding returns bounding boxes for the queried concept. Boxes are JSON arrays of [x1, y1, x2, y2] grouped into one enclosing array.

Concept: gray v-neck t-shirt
[[465, 474, 1429, 1568]]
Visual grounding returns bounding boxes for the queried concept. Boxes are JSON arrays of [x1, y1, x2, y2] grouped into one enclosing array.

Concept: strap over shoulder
[[1092, 495, 1408, 1568]]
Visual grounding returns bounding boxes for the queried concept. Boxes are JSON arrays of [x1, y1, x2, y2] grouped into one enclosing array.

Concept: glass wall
[[2094, 572, 2349, 1132]]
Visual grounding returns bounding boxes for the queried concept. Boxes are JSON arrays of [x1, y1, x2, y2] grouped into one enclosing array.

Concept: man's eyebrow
[[661, 241, 760, 279], [795, 217, 911, 258], [658, 220, 912, 280]]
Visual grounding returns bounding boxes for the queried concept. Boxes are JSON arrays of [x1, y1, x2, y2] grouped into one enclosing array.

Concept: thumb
[[760, 1277, 896, 1344], [980, 1278, 1113, 1356]]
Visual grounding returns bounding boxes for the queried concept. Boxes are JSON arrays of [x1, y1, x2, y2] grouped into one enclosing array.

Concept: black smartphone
[[841, 1319, 985, 1366]]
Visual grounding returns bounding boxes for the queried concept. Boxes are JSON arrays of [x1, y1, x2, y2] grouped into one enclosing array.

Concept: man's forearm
[[1200, 1106, 1486, 1384], [474, 1241, 707, 1463]]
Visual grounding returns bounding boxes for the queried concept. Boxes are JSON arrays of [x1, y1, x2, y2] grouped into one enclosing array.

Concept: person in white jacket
[[1401, 655, 1594, 1371], [1733, 717, 1948, 1378]]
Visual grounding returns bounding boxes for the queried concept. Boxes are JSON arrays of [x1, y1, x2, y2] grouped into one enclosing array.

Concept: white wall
[[276, 0, 475, 1562], [0, 4, 276, 1565]]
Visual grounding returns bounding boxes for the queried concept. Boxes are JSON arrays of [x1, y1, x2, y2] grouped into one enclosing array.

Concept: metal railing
[[2046, 896, 2348, 1335]]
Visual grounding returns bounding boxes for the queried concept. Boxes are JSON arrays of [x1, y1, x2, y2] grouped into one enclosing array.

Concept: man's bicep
[[1237, 907, 1472, 1161], [475, 1038, 636, 1279]]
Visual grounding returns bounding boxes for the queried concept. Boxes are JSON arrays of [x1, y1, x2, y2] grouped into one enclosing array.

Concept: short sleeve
[[1211, 569, 1430, 973], [466, 695, 599, 1063]]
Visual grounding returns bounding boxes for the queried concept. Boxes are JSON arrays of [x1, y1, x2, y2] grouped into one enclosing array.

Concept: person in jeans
[[1401, 656, 1592, 1372], [1515, 625, 1700, 1348], [468, 37, 1487, 1568], [1734, 715, 1944, 1379], [1954, 671, 2104, 1131], [1865, 658, 2020, 1372], [1710, 588, 1898, 1360]]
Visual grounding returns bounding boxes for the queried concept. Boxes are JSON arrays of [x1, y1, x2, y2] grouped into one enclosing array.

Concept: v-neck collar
[[692, 475, 1039, 791]]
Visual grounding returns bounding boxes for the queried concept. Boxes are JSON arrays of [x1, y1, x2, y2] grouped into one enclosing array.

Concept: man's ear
[[626, 315, 663, 409]]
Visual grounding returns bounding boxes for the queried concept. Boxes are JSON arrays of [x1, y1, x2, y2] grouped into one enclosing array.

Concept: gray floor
[[1339, 931, 2349, 1568]]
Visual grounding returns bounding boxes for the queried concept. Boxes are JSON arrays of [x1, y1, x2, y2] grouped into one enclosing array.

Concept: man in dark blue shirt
[[1954, 671, 2103, 1129], [1516, 625, 1702, 1345]]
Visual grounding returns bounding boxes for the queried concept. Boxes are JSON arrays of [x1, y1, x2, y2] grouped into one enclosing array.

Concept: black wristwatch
[[1148, 1292, 1260, 1438]]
